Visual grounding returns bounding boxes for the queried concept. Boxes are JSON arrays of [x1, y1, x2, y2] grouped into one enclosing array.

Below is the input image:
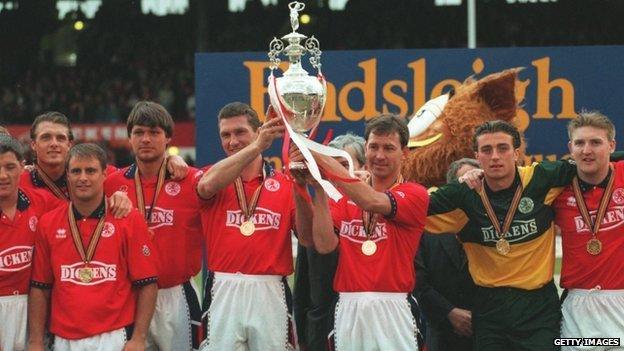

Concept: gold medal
[[361, 240, 377, 256], [586, 238, 602, 255], [572, 167, 614, 258], [240, 221, 256, 236], [496, 238, 510, 255], [79, 267, 93, 283]]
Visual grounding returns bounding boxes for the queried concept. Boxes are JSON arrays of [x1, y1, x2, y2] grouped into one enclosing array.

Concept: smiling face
[[569, 126, 615, 181], [365, 131, 406, 181], [0, 151, 23, 200], [475, 132, 519, 184], [67, 156, 106, 203], [31, 121, 72, 168], [218, 115, 259, 157]]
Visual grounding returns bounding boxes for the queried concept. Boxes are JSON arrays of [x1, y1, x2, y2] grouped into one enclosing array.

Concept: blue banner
[[196, 46, 624, 167]]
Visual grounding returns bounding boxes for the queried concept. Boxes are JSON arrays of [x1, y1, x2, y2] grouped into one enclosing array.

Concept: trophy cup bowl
[[268, 2, 327, 172]]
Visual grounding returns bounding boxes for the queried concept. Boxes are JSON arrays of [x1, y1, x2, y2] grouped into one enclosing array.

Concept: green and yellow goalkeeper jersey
[[426, 161, 576, 290]]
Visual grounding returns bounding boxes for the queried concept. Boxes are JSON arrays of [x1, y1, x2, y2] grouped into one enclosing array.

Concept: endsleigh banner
[[196, 46, 624, 167]]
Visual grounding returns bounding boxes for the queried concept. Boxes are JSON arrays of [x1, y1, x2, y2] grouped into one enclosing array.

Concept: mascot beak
[[407, 94, 449, 148]]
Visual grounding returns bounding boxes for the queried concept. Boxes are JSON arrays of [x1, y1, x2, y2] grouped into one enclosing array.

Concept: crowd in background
[[1, 0, 624, 124]]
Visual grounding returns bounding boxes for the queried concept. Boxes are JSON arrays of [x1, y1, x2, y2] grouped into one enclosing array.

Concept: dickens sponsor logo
[[481, 219, 538, 243], [338, 219, 387, 243], [226, 207, 282, 231], [60, 261, 117, 285], [574, 206, 624, 233], [0, 246, 33, 272], [146, 206, 174, 229]]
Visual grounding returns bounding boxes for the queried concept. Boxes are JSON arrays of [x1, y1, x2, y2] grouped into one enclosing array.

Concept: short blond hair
[[568, 111, 615, 141]]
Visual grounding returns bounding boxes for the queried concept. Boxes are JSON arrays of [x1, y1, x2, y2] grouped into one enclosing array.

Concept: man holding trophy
[[195, 101, 313, 351]]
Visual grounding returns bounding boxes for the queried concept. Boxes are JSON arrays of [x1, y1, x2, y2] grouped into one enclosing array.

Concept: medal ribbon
[[35, 164, 69, 200], [68, 201, 107, 265], [478, 183, 524, 242], [134, 159, 167, 222], [234, 164, 267, 222], [572, 164, 615, 239], [361, 174, 404, 240]]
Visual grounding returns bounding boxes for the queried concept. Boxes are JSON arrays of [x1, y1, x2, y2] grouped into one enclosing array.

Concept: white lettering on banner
[[573, 206, 624, 233], [339, 219, 388, 243], [225, 207, 282, 231], [0, 246, 33, 272], [60, 261, 117, 285]]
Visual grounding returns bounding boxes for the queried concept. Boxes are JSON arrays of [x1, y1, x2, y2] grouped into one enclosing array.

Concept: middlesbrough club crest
[[101, 222, 115, 238], [29, 216, 38, 232], [165, 182, 181, 196], [264, 178, 280, 192]]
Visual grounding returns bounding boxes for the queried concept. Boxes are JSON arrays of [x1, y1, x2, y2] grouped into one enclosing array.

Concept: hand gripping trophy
[[267, 1, 355, 201]]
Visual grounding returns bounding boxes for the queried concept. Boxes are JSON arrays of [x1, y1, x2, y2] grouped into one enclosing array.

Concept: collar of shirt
[[578, 167, 612, 193], [31, 166, 67, 188], [72, 199, 106, 220], [123, 163, 172, 180]]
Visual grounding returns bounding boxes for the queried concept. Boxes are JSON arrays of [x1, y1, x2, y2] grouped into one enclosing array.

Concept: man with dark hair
[[296, 114, 429, 350], [293, 132, 367, 351], [22, 110, 188, 204], [415, 158, 479, 351], [196, 102, 312, 350], [427, 120, 578, 350], [0, 135, 62, 351], [106, 100, 204, 351], [28, 143, 158, 351]]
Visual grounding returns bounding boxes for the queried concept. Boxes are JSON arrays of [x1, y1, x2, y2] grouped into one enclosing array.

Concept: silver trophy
[[267, 1, 326, 170]]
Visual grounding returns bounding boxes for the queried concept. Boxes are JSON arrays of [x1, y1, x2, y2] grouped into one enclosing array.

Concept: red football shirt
[[0, 188, 62, 296], [104, 164, 203, 288], [31, 204, 158, 339], [554, 161, 624, 289], [199, 170, 295, 276], [331, 182, 429, 292]]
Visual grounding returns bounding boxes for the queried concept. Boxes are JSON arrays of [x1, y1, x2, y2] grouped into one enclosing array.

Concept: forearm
[[131, 283, 158, 343], [294, 189, 314, 247], [313, 152, 391, 215], [311, 185, 339, 254], [28, 288, 50, 346], [197, 143, 262, 198]]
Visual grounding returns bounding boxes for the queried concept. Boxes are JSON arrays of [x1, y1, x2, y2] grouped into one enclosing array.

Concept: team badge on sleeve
[[142, 244, 151, 256]]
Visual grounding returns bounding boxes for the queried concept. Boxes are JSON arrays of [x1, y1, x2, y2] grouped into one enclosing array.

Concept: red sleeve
[[125, 211, 158, 285], [330, 196, 346, 232], [42, 192, 64, 212], [31, 225, 54, 289], [386, 183, 429, 228]]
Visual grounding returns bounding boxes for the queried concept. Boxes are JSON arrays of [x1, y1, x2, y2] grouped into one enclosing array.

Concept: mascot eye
[[407, 94, 449, 137]]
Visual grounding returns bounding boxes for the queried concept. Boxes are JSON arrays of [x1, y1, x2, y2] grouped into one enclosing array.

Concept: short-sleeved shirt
[[331, 182, 429, 292], [105, 164, 203, 288], [0, 188, 62, 296], [554, 161, 624, 289], [31, 202, 158, 340], [199, 166, 296, 276], [427, 161, 577, 290]]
